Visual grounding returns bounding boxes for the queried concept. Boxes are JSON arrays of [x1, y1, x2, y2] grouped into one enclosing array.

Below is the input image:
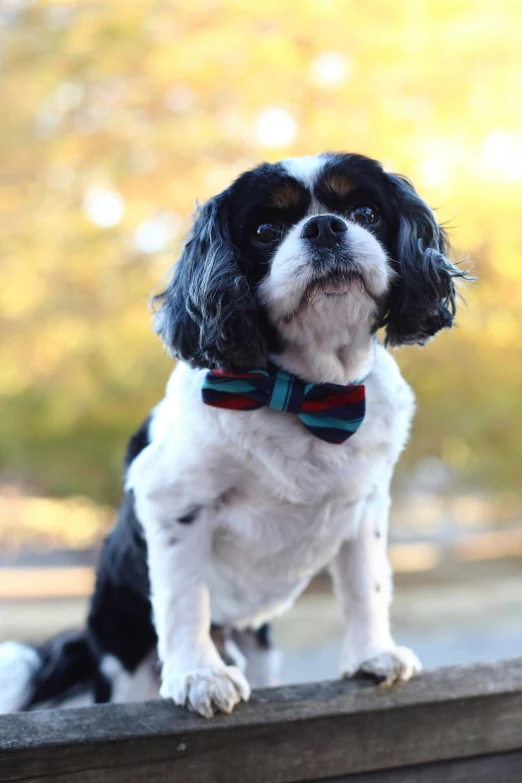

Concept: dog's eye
[[255, 223, 279, 244], [351, 206, 378, 226]]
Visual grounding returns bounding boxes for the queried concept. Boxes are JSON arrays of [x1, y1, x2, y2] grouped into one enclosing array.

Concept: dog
[[0, 152, 467, 717]]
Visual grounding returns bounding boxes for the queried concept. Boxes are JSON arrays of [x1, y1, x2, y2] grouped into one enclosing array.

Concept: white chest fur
[[129, 345, 414, 629]]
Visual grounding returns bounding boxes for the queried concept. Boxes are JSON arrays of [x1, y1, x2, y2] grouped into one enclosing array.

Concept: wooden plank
[[1, 659, 522, 783], [314, 749, 522, 781]]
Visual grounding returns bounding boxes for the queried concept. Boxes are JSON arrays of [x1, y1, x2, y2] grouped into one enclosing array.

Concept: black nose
[[301, 215, 348, 248]]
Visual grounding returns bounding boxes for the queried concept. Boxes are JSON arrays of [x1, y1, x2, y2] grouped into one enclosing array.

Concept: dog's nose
[[301, 215, 348, 248]]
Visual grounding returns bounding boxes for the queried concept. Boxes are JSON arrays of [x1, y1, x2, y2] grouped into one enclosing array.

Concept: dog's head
[[153, 153, 467, 372]]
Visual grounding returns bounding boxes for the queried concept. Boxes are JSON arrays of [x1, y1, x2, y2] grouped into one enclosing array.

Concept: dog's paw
[[160, 665, 251, 718], [342, 646, 421, 685]]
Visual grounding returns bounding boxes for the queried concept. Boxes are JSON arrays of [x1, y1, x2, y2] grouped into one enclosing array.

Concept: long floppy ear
[[152, 192, 266, 370], [383, 174, 468, 346]]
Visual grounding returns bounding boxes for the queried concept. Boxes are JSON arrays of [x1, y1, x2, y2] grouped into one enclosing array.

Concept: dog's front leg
[[130, 456, 250, 718], [331, 486, 421, 684]]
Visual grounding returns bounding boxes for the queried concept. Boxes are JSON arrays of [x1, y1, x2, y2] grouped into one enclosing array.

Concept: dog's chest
[[205, 417, 391, 626], [215, 420, 383, 545], [208, 493, 355, 628]]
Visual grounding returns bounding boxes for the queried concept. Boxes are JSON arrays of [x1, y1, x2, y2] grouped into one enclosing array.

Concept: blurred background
[[1, 0, 522, 683]]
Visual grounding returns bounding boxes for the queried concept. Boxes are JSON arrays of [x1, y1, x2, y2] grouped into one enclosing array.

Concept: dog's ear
[[152, 191, 266, 370], [383, 174, 468, 346]]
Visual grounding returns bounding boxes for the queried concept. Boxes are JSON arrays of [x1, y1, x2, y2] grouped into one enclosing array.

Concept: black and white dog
[[0, 152, 467, 718]]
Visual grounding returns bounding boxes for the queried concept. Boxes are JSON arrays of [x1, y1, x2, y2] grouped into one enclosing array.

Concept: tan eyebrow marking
[[321, 172, 353, 198], [269, 181, 305, 210]]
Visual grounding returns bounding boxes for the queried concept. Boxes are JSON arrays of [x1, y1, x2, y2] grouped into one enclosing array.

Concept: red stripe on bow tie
[[205, 396, 257, 410], [301, 387, 365, 412]]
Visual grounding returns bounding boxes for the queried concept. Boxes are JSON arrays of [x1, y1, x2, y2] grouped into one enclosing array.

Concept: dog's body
[[0, 153, 466, 717]]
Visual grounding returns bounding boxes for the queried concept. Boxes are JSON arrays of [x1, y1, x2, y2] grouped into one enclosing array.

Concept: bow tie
[[201, 365, 366, 444]]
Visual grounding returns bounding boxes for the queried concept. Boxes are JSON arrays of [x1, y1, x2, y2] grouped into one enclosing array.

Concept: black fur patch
[[93, 669, 112, 704], [88, 491, 156, 673], [151, 163, 311, 370], [124, 416, 151, 471], [88, 422, 157, 674], [254, 623, 272, 650], [27, 631, 100, 709], [382, 173, 470, 345]]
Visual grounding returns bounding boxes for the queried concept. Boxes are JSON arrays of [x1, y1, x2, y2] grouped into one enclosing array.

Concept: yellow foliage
[[0, 0, 521, 503], [0, 487, 111, 550]]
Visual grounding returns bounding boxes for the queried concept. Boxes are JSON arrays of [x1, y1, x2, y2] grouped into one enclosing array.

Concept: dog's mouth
[[309, 270, 367, 297], [279, 271, 368, 324]]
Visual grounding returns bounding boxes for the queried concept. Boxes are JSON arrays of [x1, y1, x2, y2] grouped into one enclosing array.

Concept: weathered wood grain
[[1, 658, 522, 783], [314, 750, 522, 782]]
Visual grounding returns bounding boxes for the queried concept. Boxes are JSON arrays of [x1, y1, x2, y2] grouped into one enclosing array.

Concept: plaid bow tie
[[201, 365, 366, 444]]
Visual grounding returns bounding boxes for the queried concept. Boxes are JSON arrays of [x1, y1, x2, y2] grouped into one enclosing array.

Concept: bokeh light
[[83, 187, 126, 228], [256, 107, 298, 148]]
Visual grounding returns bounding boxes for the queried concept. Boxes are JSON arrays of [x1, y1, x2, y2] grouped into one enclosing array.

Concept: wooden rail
[[1, 659, 522, 782]]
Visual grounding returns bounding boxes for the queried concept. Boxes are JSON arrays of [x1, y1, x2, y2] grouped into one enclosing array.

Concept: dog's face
[[154, 153, 465, 372]]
